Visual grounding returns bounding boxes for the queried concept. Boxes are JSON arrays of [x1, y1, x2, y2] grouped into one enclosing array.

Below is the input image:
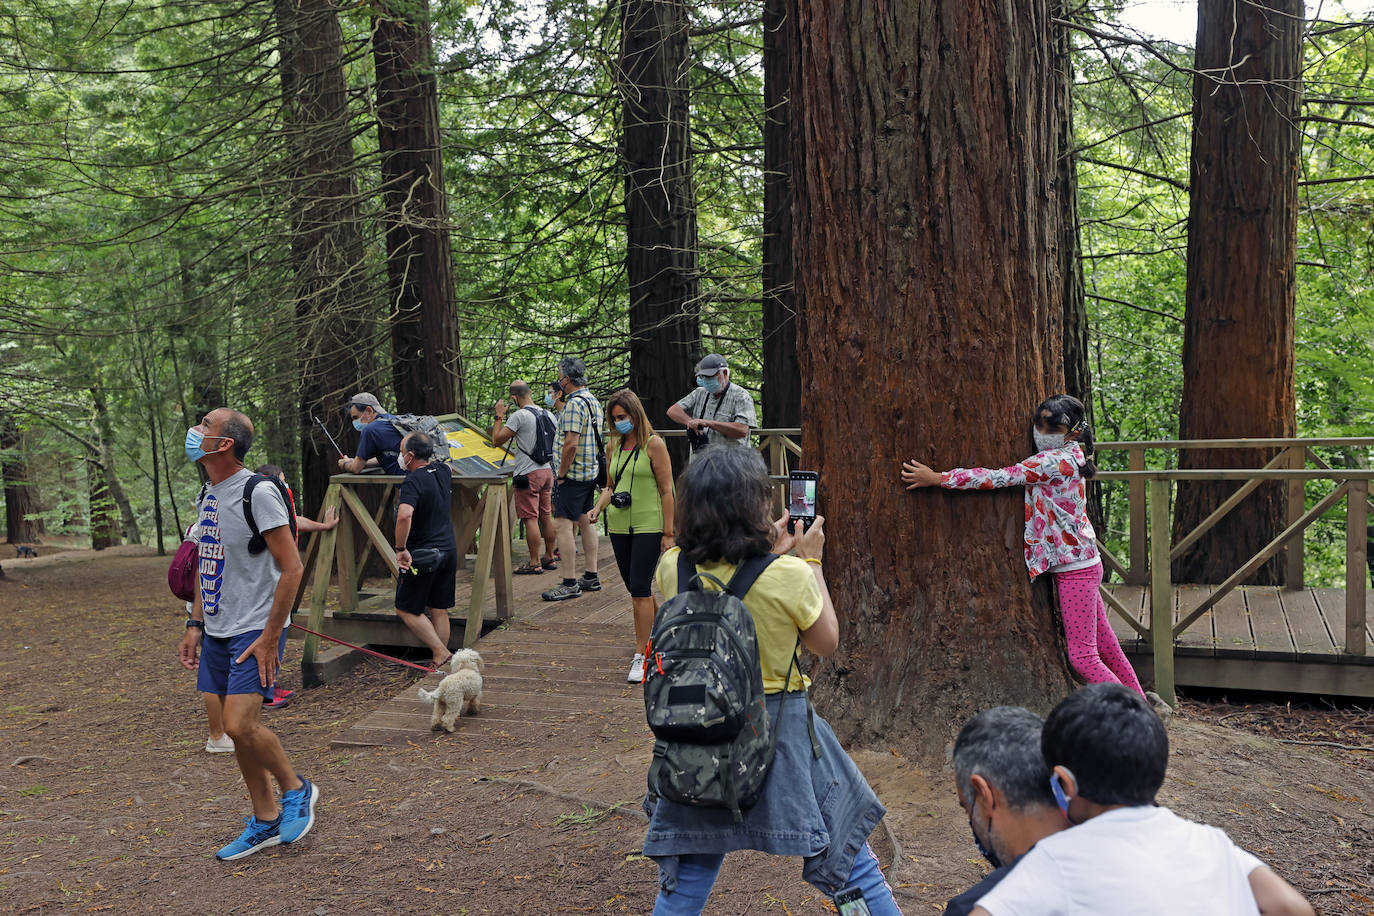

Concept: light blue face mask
[[696, 375, 721, 393], [615, 418, 634, 435], [184, 427, 229, 463], [352, 417, 366, 432], [544, 393, 555, 409]]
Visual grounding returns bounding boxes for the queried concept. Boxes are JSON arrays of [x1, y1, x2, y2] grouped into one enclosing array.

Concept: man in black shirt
[[944, 707, 1066, 916], [392, 433, 459, 668]]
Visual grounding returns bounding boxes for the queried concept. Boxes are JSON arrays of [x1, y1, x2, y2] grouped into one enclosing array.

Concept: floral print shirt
[[940, 443, 1099, 579]]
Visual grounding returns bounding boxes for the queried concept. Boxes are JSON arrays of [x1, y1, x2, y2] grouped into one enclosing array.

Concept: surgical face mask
[[615, 418, 634, 435], [544, 393, 555, 409], [184, 428, 229, 463], [696, 375, 722, 393], [970, 820, 1002, 870], [352, 417, 366, 432], [1034, 431, 1067, 452]]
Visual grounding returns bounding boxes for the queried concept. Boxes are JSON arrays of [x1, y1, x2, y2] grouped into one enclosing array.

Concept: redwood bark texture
[[374, 0, 464, 417], [0, 413, 44, 544], [620, 0, 701, 471], [1172, 0, 1300, 585], [279, 0, 377, 516], [761, 0, 800, 430], [793, 0, 1073, 753]]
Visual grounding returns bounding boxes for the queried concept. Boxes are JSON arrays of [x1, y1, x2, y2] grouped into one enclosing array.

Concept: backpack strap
[[243, 474, 299, 556], [724, 553, 778, 599]]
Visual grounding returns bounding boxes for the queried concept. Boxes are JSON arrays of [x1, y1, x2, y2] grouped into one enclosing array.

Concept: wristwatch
[[185, 619, 205, 629], [394, 544, 407, 551]]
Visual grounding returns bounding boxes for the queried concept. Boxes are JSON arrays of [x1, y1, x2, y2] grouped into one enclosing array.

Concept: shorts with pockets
[[197, 628, 289, 699], [553, 477, 596, 520], [395, 548, 459, 613], [513, 468, 554, 521]]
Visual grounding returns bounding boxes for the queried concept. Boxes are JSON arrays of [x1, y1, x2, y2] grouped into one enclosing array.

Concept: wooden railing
[[658, 427, 803, 515], [1094, 438, 1374, 704]]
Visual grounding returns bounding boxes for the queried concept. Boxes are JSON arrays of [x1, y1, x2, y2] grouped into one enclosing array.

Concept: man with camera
[[666, 353, 756, 462], [492, 380, 558, 573]]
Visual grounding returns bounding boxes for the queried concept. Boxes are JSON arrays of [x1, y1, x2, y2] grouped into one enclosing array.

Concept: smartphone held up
[[787, 470, 818, 534]]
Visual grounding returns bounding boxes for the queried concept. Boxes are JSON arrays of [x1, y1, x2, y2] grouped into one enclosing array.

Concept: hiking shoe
[[627, 653, 645, 684], [577, 573, 602, 592], [1145, 691, 1174, 721], [205, 734, 235, 754], [215, 815, 281, 861], [263, 688, 293, 709], [541, 581, 582, 601], [279, 776, 319, 843]]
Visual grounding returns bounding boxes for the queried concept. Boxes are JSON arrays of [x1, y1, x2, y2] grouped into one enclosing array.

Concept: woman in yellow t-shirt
[[641, 447, 901, 916]]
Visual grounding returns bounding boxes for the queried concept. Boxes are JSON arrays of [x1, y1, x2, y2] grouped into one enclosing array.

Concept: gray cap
[[694, 354, 728, 376], [347, 392, 383, 411]]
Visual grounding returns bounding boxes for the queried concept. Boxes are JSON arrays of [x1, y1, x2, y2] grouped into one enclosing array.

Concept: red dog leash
[[289, 622, 442, 674]]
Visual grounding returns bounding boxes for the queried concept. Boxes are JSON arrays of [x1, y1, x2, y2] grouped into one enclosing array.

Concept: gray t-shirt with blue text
[[196, 468, 292, 638]]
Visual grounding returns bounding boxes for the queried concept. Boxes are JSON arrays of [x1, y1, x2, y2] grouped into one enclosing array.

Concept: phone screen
[[834, 887, 873, 916], [789, 476, 817, 519]]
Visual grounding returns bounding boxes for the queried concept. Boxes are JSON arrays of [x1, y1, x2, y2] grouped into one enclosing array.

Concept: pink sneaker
[[263, 688, 293, 709]]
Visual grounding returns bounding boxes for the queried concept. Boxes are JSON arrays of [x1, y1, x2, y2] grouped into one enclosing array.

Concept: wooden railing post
[[1347, 479, 1369, 657], [1285, 445, 1306, 589], [769, 435, 788, 518], [1128, 447, 1148, 584], [1149, 478, 1175, 706]]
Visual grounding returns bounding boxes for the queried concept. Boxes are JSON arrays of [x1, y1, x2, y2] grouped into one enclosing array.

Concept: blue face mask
[[544, 393, 555, 409], [185, 427, 229, 463], [615, 419, 634, 435], [696, 375, 721, 394], [352, 417, 367, 432]]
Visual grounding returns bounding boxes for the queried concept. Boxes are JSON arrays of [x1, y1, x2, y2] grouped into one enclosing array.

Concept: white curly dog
[[416, 648, 483, 732]]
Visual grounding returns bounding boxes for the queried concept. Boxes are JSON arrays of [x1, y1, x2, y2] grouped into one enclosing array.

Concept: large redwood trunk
[[0, 413, 44, 544], [620, 0, 700, 471], [761, 0, 800, 431], [373, 0, 464, 417], [1172, 0, 1301, 585], [793, 0, 1072, 753], [279, 0, 377, 516]]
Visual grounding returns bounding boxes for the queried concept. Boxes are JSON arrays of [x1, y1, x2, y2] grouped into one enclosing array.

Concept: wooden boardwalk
[[334, 546, 644, 747], [1106, 585, 1374, 697]]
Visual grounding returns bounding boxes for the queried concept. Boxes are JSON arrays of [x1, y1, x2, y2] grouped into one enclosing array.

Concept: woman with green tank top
[[588, 389, 676, 683]]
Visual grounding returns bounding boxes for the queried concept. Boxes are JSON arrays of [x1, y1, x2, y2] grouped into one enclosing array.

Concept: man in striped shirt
[[542, 357, 606, 601]]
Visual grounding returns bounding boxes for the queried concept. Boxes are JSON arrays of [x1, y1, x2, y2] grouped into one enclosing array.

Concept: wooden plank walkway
[[1106, 584, 1374, 697], [334, 543, 645, 747]]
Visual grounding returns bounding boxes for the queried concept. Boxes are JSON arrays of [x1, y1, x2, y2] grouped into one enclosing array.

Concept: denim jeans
[[651, 843, 902, 916]]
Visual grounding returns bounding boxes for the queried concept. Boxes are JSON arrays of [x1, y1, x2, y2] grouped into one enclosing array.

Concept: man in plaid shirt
[[542, 357, 606, 601]]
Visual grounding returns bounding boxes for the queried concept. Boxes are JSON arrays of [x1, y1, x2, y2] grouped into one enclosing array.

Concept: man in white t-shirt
[[970, 684, 1312, 916]]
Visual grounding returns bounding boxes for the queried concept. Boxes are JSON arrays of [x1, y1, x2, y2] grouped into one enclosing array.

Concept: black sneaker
[[577, 574, 602, 592]]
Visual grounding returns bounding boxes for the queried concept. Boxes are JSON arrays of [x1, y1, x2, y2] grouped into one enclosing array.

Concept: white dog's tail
[[417, 686, 438, 702]]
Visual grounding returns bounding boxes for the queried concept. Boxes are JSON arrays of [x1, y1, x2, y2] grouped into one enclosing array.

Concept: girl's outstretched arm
[[901, 459, 943, 489]]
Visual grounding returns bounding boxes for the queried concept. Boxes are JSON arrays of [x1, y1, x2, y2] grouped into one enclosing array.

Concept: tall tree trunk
[[1053, 2, 1102, 536], [761, 0, 800, 431], [279, 0, 378, 517], [620, 0, 701, 471], [793, 0, 1071, 754], [87, 459, 119, 550], [1, 413, 45, 544], [91, 381, 141, 545], [1172, 0, 1301, 585], [373, 0, 464, 417]]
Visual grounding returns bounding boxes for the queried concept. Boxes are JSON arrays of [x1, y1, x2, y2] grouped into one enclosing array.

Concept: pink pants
[[1053, 563, 1145, 696]]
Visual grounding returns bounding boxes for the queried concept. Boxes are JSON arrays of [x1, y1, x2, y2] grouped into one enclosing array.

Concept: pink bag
[[168, 537, 198, 601]]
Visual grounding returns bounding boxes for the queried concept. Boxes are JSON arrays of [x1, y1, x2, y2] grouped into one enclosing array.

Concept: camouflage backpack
[[643, 552, 802, 822]]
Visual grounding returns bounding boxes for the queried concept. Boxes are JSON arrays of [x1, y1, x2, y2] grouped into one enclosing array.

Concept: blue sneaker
[[279, 776, 319, 843], [215, 815, 281, 860]]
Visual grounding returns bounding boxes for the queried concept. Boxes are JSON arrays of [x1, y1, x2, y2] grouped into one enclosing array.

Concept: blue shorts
[[197, 628, 289, 699]]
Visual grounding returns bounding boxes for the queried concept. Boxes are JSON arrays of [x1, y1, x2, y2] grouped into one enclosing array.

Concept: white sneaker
[[627, 653, 645, 684], [205, 734, 235, 753]]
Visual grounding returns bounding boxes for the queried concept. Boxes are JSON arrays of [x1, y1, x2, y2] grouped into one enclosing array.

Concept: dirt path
[[2, 554, 1372, 915]]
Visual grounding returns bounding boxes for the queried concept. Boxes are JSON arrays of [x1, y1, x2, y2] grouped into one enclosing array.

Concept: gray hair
[[220, 410, 254, 462], [953, 706, 1056, 810], [558, 356, 586, 384]]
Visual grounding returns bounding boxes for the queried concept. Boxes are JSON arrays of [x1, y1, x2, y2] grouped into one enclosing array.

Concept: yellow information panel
[[443, 427, 514, 477]]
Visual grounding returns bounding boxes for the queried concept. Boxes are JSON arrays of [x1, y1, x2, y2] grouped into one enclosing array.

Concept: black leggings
[[610, 532, 661, 598]]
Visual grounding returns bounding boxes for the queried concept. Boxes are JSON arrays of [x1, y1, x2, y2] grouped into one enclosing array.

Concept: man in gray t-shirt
[[492, 380, 558, 571], [667, 353, 757, 462], [177, 407, 319, 861]]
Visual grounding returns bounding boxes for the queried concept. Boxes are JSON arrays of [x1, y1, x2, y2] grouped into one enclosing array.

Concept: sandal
[[433, 653, 453, 671], [514, 563, 544, 575], [539, 556, 558, 571]]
